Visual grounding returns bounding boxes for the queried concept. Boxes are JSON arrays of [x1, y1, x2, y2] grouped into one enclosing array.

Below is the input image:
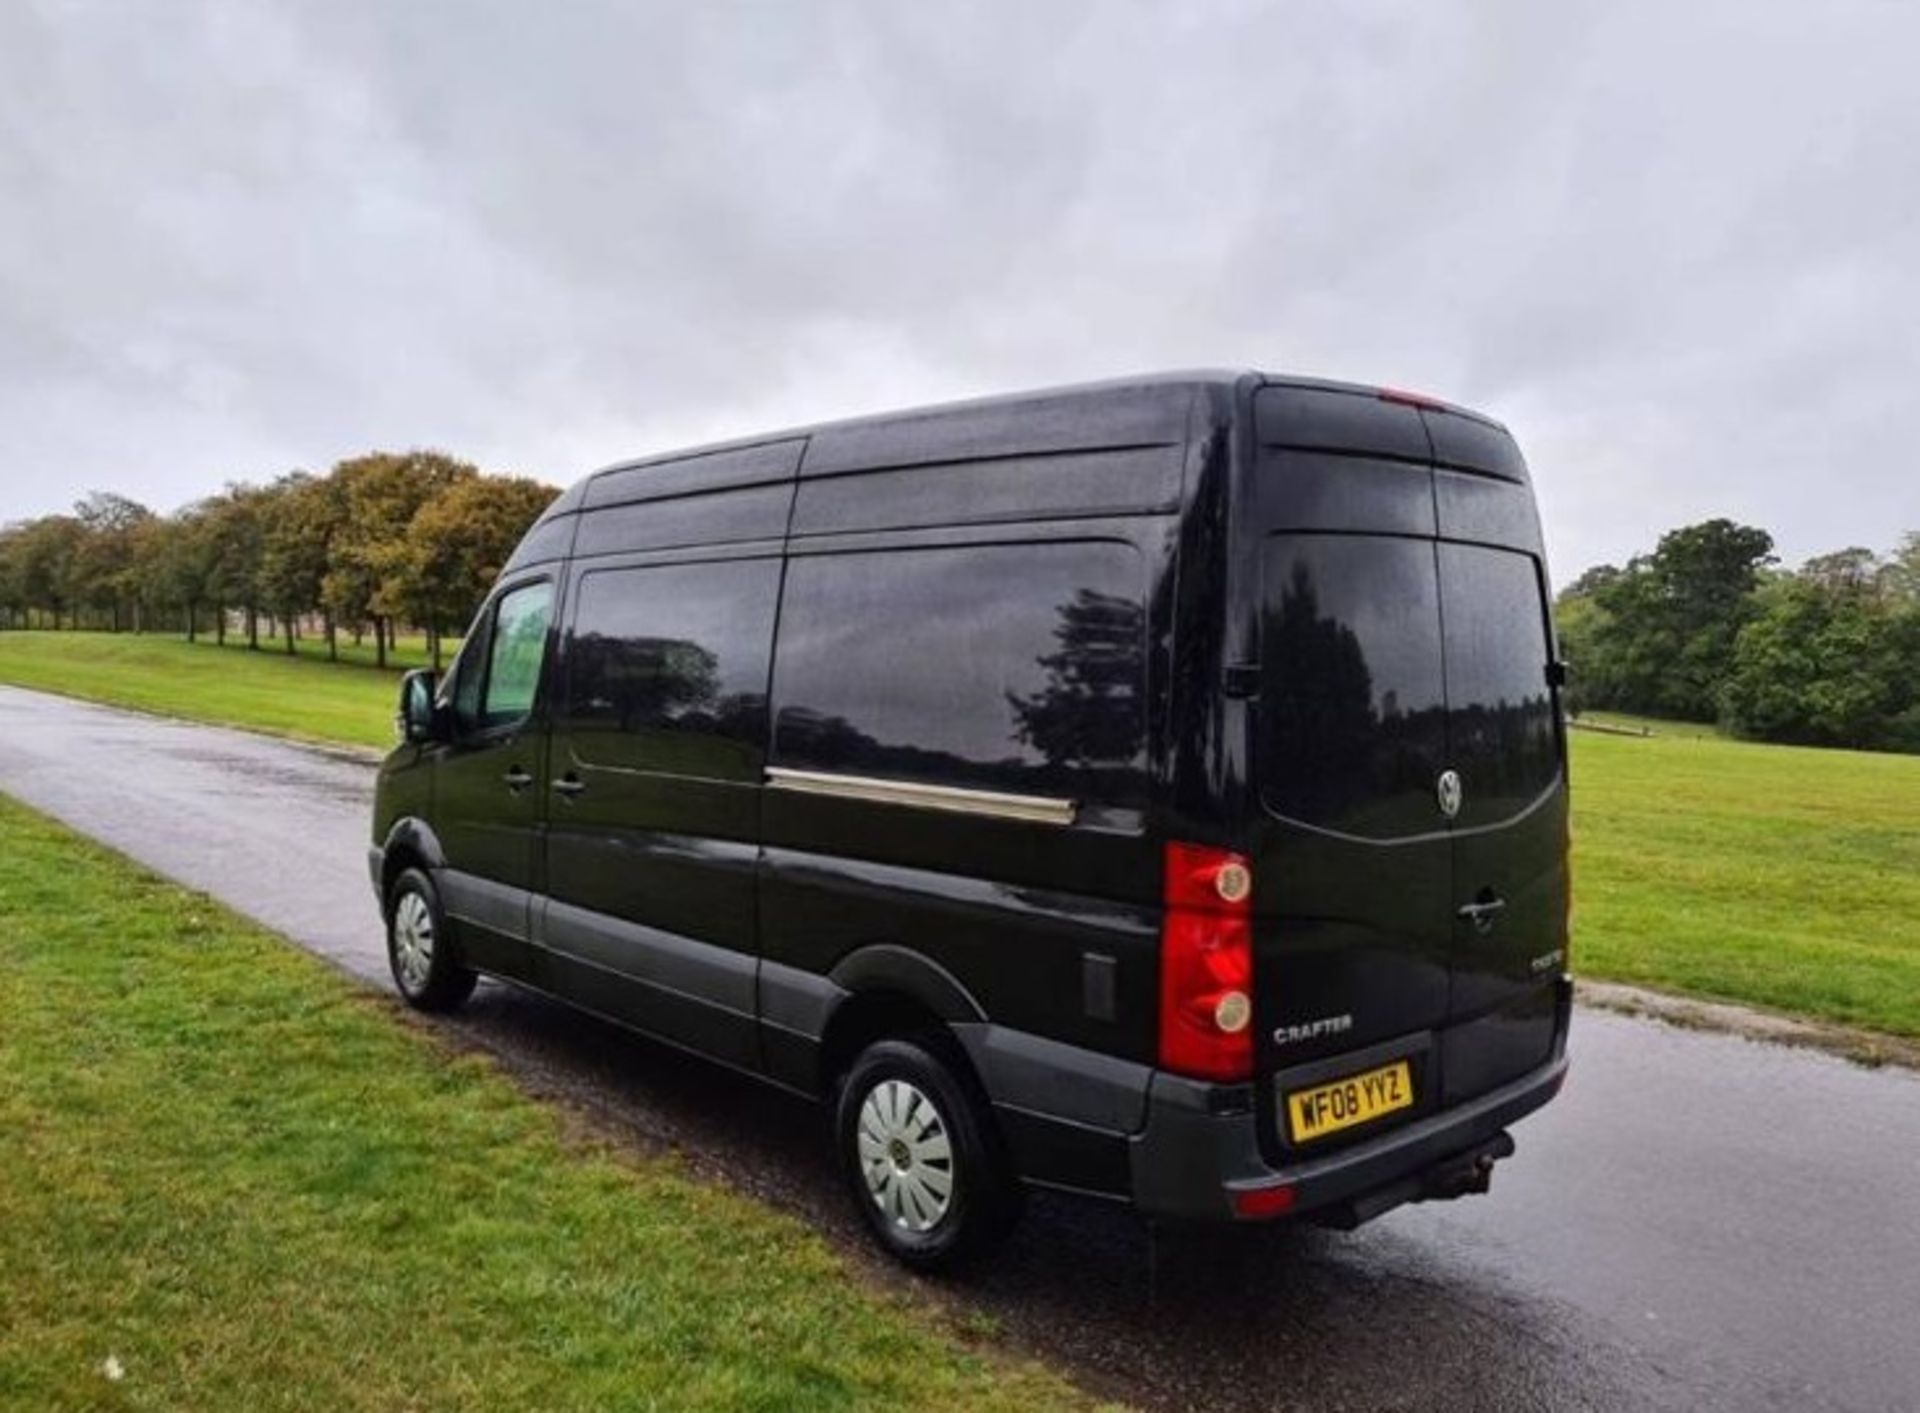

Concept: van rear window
[[1259, 536, 1562, 838], [1437, 544, 1560, 826], [771, 542, 1146, 805], [1259, 536, 1447, 839]]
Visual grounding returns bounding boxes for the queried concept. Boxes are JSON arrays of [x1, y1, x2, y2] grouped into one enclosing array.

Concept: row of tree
[[0, 452, 557, 669], [1557, 519, 1920, 752]]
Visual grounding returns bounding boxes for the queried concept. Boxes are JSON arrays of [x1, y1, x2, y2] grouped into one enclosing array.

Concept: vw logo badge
[[1436, 769, 1464, 820]]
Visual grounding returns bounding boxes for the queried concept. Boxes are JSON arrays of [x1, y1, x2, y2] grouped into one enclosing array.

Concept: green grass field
[[1569, 727, 1920, 1037], [3, 628, 1918, 1039], [0, 795, 1090, 1412]]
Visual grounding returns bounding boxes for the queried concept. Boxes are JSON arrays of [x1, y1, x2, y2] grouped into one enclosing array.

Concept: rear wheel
[[385, 867, 476, 1012], [835, 1037, 1021, 1270]]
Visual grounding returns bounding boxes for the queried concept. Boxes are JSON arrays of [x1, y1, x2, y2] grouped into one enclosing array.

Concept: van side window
[[479, 581, 554, 729], [771, 542, 1146, 803], [560, 559, 779, 779], [448, 612, 492, 733]]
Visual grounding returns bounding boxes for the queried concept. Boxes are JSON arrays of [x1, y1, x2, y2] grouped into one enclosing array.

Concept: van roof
[[542, 370, 1514, 517]]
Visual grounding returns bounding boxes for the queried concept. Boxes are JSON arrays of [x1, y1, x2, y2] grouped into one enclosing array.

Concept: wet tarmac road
[[3, 683, 1918, 1411]]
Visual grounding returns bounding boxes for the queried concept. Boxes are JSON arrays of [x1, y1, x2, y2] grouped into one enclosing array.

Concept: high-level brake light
[[1158, 842, 1255, 1082], [1378, 386, 1447, 410]]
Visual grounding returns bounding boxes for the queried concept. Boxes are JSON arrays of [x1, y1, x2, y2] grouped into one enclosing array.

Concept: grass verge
[[0, 631, 424, 750], [0, 794, 1093, 1412]]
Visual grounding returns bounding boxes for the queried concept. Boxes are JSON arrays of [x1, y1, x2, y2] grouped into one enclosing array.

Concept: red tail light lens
[[1232, 1183, 1296, 1220], [1159, 842, 1254, 1082]]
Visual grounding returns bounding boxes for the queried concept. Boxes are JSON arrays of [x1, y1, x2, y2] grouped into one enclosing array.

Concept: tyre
[[835, 1036, 1022, 1270], [385, 866, 477, 1012]]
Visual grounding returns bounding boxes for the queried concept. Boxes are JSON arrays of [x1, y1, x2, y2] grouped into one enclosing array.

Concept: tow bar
[[1311, 1130, 1518, 1230]]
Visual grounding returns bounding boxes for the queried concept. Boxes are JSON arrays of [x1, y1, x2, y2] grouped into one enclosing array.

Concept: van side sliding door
[[537, 549, 780, 1068]]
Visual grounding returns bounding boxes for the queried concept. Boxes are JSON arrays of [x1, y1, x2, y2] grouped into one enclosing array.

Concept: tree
[[260, 473, 343, 656], [202, 484, 270, 648], [1570, 518, 1776, 720], [1720, 567, 1915, 749], [1881, 532, 1920, 605], [388, 476, 558, 669], [1559, 563, 1623, 600], [0, 526, 25, 629], [154, 502, 222, 642], [72, 492, 156, 631], [324, 451, 477, 667], [1799, 547, 1881, 597], [1550, 592, 1606, 717], [13, 516, 87, 630]]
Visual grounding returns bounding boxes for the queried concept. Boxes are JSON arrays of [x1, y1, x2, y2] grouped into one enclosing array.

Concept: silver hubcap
[[392, 891, 434, 992], [856, 1078, 955, 1233]]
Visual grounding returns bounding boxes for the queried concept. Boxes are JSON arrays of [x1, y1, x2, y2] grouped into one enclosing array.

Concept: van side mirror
[[398, 669, 444, 744]]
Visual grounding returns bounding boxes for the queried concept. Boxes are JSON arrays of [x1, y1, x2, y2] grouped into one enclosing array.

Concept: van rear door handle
[[552, 775, 587, 798], [1457, 895, 1507, 932], [502, 767, 534, 793]]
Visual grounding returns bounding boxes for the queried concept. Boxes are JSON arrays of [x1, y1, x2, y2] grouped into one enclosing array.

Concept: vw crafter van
[[371, 372, 1572, 1268]]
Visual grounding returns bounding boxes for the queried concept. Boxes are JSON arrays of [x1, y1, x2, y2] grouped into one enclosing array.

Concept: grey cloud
[[2, 0, 1916, 580]]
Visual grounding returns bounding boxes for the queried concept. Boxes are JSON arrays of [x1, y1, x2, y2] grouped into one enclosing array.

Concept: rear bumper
[[1129, 978, 1572, 1224]]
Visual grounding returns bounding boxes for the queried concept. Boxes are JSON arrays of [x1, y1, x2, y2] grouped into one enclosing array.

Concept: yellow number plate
[[1286, 1060, 1414, 1143]]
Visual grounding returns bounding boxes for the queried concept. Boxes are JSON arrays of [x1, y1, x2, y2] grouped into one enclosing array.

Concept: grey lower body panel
[[757, 959, 847, 1093], [439, 869, 534, 942], [1130, 978, 1575, 1223], [1131, 1052, 1567, 1221], [952, 1023, 1154, 1197], [535, 897, 760, 1069]]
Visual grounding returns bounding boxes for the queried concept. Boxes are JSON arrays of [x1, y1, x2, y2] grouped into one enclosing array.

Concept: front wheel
[[835, 1037, 1022, 1270], [385, 867, 476, 1012]]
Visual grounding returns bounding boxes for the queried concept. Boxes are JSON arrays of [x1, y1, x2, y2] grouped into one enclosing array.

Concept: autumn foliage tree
[[390, 476, 559, 668], [0, 448, 556, 666], [323, 452, 477, 667]]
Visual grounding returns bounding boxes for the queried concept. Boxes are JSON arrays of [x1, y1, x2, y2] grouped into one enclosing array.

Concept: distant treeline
[[0, 452, 557, 668], [1557, 519, 1920, 752]]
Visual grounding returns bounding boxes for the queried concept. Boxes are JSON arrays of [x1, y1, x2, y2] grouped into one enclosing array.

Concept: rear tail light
[[1159, 842, 1255, 1082], [1232, 1183, 1296, 1220]]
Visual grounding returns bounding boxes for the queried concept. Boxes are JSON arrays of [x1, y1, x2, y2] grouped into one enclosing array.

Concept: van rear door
[[1244, 384, 1567, 1157], [1433, 518, 1568, 1103], [1253, 532, 1455, 1072], [1245, 383, 1458, 1120]]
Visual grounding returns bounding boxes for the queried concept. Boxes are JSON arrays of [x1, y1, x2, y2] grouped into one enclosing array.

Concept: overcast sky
[[3, 1, 1915, 579]]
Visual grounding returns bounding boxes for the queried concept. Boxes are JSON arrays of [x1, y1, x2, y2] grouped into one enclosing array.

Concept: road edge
[[1578, 978, 1920, 1072]]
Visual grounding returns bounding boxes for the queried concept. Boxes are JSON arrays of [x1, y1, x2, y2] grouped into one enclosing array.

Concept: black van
[[370, 371, 1571, 1268]]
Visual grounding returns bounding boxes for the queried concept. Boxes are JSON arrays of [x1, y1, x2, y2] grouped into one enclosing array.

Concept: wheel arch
[[817, 944, 989, 1093], [377, 816, 447, 914]]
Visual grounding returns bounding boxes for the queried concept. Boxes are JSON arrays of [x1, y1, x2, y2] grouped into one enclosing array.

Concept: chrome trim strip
[[764, 767, 1076, 827]]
